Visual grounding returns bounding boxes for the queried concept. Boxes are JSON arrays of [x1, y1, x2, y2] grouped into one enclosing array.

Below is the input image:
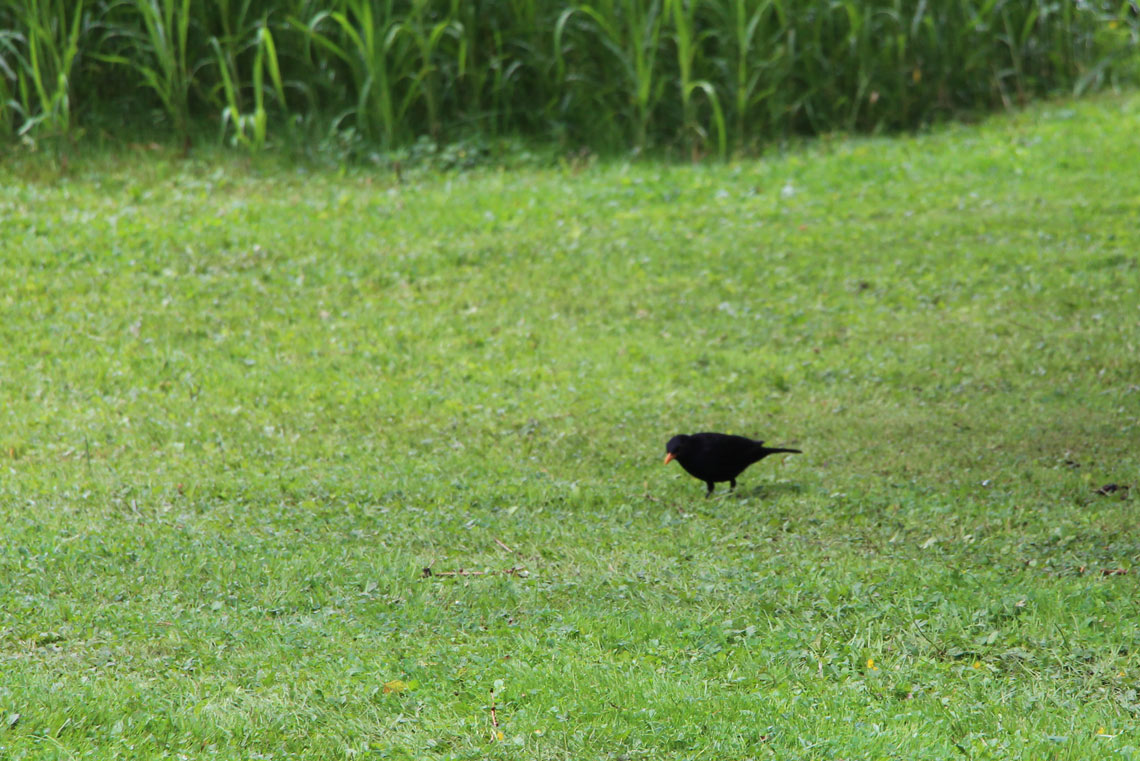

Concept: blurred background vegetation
[[1, 0, 1138, 159]]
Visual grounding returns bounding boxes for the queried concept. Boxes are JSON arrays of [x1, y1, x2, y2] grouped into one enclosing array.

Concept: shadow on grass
[[733, 481, 804, 500]]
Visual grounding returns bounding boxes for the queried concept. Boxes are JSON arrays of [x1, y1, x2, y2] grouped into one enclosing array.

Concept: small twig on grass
[[490, 688, 499, 736], [906, 600, 947, 658], [642, 492, 689, 516], [421, 566, 529, 579], [1002, 317, 1038, 333], [493, 537, 515, 554], [651, 493, 682, 515]]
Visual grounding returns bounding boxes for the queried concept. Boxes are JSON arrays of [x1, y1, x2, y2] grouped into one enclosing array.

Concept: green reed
[[0, 0, 85, 140], [0, 0, 1136, 154]]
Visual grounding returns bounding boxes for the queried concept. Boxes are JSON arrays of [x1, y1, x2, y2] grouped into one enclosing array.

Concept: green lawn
[[2, 94, 1139, 760]]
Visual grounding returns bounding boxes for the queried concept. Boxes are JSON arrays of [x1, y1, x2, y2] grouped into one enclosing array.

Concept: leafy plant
[[291, 0, 420, 147], [555, 0, 668, 149], [1, 0, 85, 140], [127, 0, 193, 138], [0, 0, 1137, 153], [212, 18, 285, 151], [667, 0, 725, 157]]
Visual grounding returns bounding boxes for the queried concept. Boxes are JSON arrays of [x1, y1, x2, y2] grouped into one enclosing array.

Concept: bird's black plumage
[[664, 432, 800, 496]]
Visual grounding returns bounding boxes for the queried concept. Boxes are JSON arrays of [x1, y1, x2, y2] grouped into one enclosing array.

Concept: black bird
[[664, 432, 801, 497]]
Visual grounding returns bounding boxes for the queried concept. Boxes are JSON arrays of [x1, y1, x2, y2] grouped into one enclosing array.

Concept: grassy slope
[[1, 94, 1139, 759]]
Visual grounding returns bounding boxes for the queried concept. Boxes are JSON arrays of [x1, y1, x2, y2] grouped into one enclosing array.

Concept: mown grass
[[1, 93, 1139, 759]]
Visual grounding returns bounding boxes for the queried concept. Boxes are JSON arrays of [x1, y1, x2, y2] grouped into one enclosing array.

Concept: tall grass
[[0, 0, 85, 140], [1, 0, 1137, 155], [213, 19, 285, 151], [127, 0, 194, 138], [555, 1, 668, 149]]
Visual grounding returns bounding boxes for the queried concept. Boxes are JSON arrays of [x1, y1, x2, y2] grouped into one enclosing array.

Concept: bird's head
[[663, 434, 691, 465]]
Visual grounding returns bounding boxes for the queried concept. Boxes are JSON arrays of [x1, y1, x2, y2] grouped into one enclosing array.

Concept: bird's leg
[[705, 482, 715, 498], [729, 478, 736, 492]]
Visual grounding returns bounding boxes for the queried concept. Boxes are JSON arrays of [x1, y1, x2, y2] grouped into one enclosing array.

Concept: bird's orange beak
[[664, 452, 676, 465]]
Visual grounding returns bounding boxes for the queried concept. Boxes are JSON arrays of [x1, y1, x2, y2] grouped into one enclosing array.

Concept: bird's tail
[[760, 446, 801, 456]]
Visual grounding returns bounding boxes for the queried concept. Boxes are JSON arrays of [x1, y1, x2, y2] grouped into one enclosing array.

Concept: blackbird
[[664, 432, 801, 496]]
